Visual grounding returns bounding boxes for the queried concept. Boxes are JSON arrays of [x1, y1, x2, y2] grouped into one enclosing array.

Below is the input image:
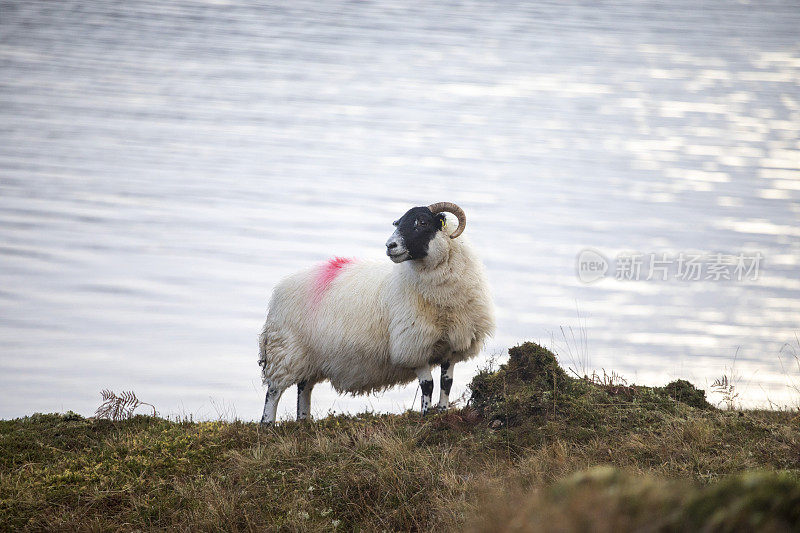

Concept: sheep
[[258, 202, 495, 424]]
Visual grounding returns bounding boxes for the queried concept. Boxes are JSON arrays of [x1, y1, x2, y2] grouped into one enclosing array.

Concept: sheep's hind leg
[[415, 366, 434, 416], [260, 383, 285, 425], [436, 361, 454, 410], [297, 380, 314, 421]]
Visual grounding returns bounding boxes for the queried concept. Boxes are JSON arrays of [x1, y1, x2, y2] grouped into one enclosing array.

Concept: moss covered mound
[[468, 342, 713, 445], [659, 378, 712, 409], [471, 466, 800, 532]]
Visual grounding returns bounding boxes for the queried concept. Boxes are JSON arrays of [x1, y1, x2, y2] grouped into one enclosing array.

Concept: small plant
[[484, 348, 503, 374], [584, 368, 636, 400], [711, 375, 740, 411], [712, 348, 742, 410], [94, 390, 156, 421], [778, 333, 800, 406], [555, 306, 590, 378]]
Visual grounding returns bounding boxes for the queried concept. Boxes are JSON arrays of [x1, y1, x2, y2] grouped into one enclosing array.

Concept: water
[[1, 0, 799, 420]]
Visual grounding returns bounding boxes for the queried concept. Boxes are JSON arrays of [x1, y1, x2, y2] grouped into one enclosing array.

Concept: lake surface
[[1, 0, 799, 420]]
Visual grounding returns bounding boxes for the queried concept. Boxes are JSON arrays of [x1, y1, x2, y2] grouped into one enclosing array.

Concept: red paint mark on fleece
[[312, 257, 353, 305]]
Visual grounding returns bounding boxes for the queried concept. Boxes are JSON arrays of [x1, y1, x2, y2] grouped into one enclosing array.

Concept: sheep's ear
[[436, 214, 447, 230]]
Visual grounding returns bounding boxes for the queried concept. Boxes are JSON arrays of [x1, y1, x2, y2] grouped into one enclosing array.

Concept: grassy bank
[[2, 343, 799, 531]]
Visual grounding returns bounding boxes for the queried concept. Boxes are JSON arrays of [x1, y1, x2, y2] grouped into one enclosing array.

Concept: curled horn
[[428, 202, 466, 239]]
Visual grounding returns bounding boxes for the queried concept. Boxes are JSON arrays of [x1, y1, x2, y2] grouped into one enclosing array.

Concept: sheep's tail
[[258, 322, 270, 385]]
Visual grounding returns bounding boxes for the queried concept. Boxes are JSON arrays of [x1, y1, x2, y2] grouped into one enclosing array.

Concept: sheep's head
[[385, 202, 466, 263]]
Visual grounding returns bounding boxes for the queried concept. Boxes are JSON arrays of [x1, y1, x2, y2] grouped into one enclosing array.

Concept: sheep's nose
[[386, 242, 398, 250]]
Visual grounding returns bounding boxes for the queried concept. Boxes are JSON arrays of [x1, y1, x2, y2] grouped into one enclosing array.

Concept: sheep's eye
[[392, 220, 399, 227], [418, 219, 428, 227]]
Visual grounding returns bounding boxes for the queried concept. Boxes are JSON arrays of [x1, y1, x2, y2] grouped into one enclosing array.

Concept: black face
[[385, 206, 446, 262]]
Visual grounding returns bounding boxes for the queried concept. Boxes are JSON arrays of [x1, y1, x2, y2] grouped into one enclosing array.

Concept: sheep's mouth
[[387, 250, 411, 263]]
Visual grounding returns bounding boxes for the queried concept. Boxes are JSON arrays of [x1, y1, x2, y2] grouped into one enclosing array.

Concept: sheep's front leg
[[260, 383, 284, 425], [415, 366, 434, 415], [297, 380, 313, 421], [436, 361, 454, 410]]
